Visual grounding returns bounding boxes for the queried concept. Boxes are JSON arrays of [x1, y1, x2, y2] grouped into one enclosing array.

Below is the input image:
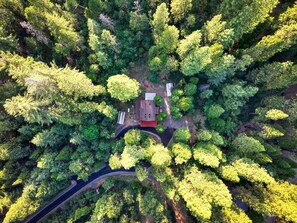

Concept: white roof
[[166, 83, 173, 97], [145, 93, 156, 101], [117, 111, 125, 125]]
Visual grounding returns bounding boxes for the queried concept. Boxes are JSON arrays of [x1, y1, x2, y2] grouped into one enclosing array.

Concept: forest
[[0, 0, 297, 222]]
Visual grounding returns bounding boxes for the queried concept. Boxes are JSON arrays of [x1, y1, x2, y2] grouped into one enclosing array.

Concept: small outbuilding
[[166, 83, 173, 97], [117, 111, 126, 125], [145, 92, 156, 101]]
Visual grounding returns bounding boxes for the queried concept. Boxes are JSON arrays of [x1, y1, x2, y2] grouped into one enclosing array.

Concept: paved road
[[26, 127, 174, 223], [26, 166, 135, 223]]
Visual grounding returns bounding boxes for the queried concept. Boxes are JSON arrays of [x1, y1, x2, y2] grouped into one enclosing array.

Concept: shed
[[117, 111, 125, 125], [166, 83, 173, 97], [145, 93, 156, 101]]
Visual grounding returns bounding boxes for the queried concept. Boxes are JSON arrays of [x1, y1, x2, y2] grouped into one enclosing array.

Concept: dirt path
[[149, 180, 194, 223]]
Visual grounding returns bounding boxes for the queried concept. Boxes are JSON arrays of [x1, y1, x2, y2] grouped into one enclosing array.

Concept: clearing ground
[[125, 63, 204, 137]]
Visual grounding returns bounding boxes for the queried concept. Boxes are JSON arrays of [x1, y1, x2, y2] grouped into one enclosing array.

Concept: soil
[[284, 83, 297, 99]]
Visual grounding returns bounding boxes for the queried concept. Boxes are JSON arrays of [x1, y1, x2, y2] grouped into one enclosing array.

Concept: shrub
[[156, 125, 165, 133], [157, 112, 167, 123], [154, 95, 164, 106]]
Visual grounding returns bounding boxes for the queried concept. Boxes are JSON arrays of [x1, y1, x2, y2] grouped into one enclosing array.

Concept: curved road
[[26, 127, 174, 223]]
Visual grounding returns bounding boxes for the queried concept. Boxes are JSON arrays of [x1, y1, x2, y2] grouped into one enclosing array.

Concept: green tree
[[173, 128, 191, 143], [234, 182, 297, 222], [82, 125, 99, 141], [135, 166, 149, 182], [180, 46, 211, 76], [178, 166, 232, 221], [107, 74, 140, 102], [245, 3, 297, 61], [121, 145, 144, 169], [220, 0, 278, 42], [250, 61, 297, 90], [151, 3, 169, 42], [219, 165, 240, 182], [25, 0, 82, 56], [205, 104, 225, 119], [129, 11, 149, 31], [158, 25, 179, 54], [124, 129, 141, 146], [219, 206, 252, 223], [228, 158, 274, 184], [137, 190, 168, 222], [177, 30, 202, 60], [171, 142, 192, 164], [196, 129, 212, 141], [177, 96, 194, 112], [184, 83, 197, 96], [3, 184, 39, 223], [0, 26, 20, 51], [265, 109, 289, 120], [109, 153, 122, 170], [156, 125, 165, 133], [1, 53, 108, 125], [156, 112, 167, 123], [222, 82, 258, 113], [146, 144, 172, 168], [193, 143, 223, 168], [259, 125, 284, 139], [231, 134, 265, 155], [170, 0, 192, 22], [202, 14, 234, 48]]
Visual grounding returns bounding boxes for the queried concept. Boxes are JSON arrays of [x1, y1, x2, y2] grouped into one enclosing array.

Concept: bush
[[157, 112, 167, 123], [154, 95, 164, 106], [156, 125, 165, 133]]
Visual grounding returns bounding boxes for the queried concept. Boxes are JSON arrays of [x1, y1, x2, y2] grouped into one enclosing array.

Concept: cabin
[[136, 93, 159, 127]]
